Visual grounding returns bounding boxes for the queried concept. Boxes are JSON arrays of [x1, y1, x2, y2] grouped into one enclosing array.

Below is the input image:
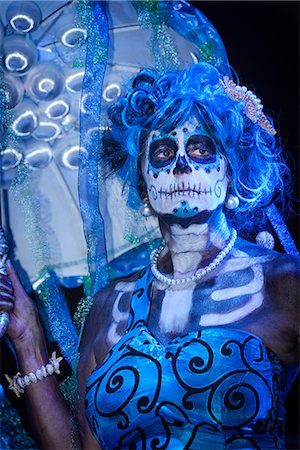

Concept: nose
[[173, 155, 192, 175]]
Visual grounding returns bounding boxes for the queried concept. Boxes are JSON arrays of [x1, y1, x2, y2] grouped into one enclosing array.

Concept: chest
[[99, 266, 295, 367], [148, 263, 270, 340]]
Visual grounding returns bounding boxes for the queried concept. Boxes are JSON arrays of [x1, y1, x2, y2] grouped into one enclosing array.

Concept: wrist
[[6, 351, 63, 397], [13, 328, 48, 362], [15, 345, 50, 377]]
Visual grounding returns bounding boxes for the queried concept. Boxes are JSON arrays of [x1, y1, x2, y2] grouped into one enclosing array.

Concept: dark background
[[190, 1, 300, 248]]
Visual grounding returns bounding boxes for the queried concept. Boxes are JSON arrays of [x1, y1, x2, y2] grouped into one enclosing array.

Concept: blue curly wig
[[103, 63, 291, 238]]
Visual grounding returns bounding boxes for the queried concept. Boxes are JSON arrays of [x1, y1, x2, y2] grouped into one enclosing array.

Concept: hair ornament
[[220, 76, 276, 136]]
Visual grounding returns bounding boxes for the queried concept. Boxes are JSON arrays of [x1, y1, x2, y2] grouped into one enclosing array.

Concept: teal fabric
[[85, 266, 287, 449]]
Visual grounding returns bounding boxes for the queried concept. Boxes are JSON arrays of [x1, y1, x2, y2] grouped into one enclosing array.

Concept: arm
[[75, 280, 134, 449], [75, 290, 110, 450], [265, 253, 300, 371], [275, 255, 300, 393], [14, 333, 75, 449], [2, 262, 129, 449], [2, 263, 107, 449], [3, 262, 77, 449]]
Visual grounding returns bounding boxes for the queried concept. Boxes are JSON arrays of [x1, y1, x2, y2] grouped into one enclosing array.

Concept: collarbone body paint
[[151, 245, 275, 337], [106, 281, 135, 347]]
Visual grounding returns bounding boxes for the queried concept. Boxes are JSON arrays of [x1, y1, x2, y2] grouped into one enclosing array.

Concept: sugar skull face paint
[[142, 120, 229, 218]]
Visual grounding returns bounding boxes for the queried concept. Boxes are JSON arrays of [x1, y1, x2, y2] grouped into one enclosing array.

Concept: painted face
[[142, 120, 229, 218]]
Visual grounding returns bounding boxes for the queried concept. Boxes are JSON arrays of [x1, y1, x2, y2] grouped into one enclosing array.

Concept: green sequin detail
[[134, 0, 181, 72]]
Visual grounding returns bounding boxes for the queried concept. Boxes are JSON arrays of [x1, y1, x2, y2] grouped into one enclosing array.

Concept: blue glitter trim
[[78, 1, 110, 297], [266, 204, 299, 255]]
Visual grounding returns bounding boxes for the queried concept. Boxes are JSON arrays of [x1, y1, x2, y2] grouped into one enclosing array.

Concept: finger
[[5, 260, 26, 293], [0, 274, 12, 287], [0, 279, 14, 295], [0, 290, 15, 302], [0, 300, 14, 313]]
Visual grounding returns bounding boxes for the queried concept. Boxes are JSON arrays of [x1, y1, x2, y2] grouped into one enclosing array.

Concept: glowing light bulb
[[102, 83, 121, 103], [12, 110, 38, 137], [6, 1, 41, 34], [65, 71, 84, 93], [45, 99, 70, 120], [25, 62, 64, 101], [5, 51, 28, 72], [61, 145, 86, 170], [25, 147, 53, 169], [0, 148, 22, 170], [3, 35, 37, 76], [10, 14, 34, 33], [61, 28, 87, 48], [38, 78, 55, 94], [32, 121, 61, 142]]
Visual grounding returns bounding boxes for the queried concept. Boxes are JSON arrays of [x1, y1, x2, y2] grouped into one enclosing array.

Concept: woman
[[1, 63, 299, 449]]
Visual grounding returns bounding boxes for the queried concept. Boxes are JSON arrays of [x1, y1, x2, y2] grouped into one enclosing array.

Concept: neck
[[158, 209, 231, 279]]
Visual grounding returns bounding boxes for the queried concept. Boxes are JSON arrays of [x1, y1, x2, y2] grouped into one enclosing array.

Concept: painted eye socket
[[186, 135, 216, 163], [149, 138, 177, 168]]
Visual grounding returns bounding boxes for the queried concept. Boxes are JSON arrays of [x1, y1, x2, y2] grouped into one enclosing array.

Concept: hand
[[0, 260, 43, 345]]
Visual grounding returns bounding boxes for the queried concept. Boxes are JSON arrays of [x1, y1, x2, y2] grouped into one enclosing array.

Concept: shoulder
[[264, 250, 300, 307], [235, 237, 300, 305], [80, 270, 142, 362], [236, 237, 300, 273], [89, 271, 141, 316], [83, 272, 139, 332], [255, 244, 300, 284]]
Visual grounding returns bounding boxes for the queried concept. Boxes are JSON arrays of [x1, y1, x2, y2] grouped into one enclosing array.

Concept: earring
[[225, 194, 240, 210], [139, 198, 153, 217]]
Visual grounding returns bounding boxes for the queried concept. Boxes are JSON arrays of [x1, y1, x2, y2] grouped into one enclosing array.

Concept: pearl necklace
[[151, 228, 237, 289]]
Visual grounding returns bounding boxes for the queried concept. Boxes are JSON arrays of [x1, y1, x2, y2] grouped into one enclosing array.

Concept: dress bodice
[[85, 266, 287, 449]]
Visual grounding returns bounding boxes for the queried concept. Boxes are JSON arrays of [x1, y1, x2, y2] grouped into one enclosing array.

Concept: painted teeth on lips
[[168, 188, 200, 196]]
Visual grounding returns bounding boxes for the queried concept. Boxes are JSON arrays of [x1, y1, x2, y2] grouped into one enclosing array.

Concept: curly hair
[[103, 62, 291, 238]]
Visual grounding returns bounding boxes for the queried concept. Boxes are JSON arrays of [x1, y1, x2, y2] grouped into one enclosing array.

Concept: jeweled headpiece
[[220, 76, 276, 136]]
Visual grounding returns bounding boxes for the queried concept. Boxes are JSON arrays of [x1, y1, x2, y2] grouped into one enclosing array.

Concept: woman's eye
[[186, 135, 216, 163], [187, 144, 211, 158], [153, 146, 175, 161]]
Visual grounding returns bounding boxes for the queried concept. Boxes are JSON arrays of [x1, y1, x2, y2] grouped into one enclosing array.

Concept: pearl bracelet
[[5, 351, 63, 397]]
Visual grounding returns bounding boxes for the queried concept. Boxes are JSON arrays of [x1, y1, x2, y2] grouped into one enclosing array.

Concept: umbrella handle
[[0, 227, 10, 338]]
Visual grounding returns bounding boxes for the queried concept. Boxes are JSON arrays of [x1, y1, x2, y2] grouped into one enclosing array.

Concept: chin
[[159, 209, 215, 228], [154, 197, 210, 219]]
